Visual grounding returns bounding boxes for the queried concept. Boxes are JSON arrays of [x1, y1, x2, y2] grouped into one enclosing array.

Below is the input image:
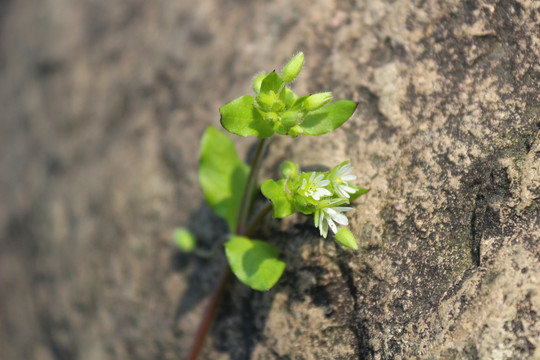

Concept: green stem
[[244, 202, 273, 237], [187, 137, 271, 360], [236, 137, 269, 234], [192, 234, 230, 259]]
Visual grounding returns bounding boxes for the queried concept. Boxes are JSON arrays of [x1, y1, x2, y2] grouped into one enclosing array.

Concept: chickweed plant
[[174, 52, 368, 359]]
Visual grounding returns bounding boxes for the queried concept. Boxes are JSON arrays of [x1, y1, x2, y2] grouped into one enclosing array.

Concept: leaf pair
[[199, 126, 284, 291], [219, 52, 357, 139]]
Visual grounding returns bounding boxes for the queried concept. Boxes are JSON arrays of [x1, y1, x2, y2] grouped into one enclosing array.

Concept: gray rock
[[1, 0, 538, 359]]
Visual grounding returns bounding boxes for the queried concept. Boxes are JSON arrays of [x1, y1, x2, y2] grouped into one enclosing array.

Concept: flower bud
[[293, 193, 316, 214], [283, 87, 297, 107], [281, 161, 299, 179], [264, 112, 279, 126], [271, 100, 285, 112], [282, 52, 304, 83], [304, 92, 333, 111], [288, 125, 303, 138], [272, 120, 288, 135], [280, 111, 300, 128], [336, 228, 358, 250], [252, 72, 266, 93], [256, 91, 276, 110]]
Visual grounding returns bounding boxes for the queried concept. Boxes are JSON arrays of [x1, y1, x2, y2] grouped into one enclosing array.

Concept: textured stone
[[1, 0, 538, 359]]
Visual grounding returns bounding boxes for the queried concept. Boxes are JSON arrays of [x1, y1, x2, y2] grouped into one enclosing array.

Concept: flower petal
[[315, 188, 332, 197], [321, 218, 328, 238], [314, 174, 325, 183], [319, 179, 331, 186], [327, 217, 337, 234], [341, 185, 356, 194], [330, 212, 348, 226], [336, 187, 350, 198]]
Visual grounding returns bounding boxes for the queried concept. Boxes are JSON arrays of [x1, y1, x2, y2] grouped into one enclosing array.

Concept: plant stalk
[[187, 138, 270, 360], [236, 137, 269, 234]]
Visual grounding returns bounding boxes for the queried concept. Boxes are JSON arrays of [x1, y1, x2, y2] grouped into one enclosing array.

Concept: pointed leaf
[[199, 126, 250, 231], [336, 228, 358, 250], [261, 179, 295, 218], [260, 71, 283, 94], [349, 186, 369, 202], [301, 100, 357, 136], [290, 95, 309, 111], [220, 95, 274, 138], [225, 236, 286, 291]]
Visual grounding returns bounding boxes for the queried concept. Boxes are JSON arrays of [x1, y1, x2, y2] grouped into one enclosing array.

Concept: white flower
[[300, 172, 332, 201], [330, 161, 357, 199], [314, 203, 352, 238]]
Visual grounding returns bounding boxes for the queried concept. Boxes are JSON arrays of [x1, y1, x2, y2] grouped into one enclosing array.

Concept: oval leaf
[[224, 236, 286, 291], [220, 95, 274, 138], [301, 100, 357, 136], [173, 228, 196, 252], [261, 179, 295, 218], [199, 126, 250, 232]]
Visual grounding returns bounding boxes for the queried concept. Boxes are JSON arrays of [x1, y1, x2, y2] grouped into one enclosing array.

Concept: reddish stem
[[187, 137, 271, 359], [186, 267, 231, 360]]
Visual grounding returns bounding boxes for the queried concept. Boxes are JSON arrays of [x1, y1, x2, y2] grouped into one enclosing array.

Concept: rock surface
[[1, 0, 538, 359]]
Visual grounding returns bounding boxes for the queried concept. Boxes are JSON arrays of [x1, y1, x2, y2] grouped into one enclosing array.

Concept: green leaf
[[301, 100, 357, 136], [261, 179, 295, 218], [252, 72, 266, 93], [280, 87, 297, 108], [290, 95, 309, 110], [260, 71, 283, 94], [173, 228, 196, 252], [349, 186, 369, 202], [220, 95, 274, 138], [199, 126, 250, 232], [335, 228, 358, 250], [224, 236, 286, 291]]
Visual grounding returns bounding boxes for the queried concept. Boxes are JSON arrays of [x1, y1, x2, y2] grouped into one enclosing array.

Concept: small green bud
[[173, 228, 196, 252], [288, 125, 303, 138], [271, 100, 286, 112], [281, 161, 299, 178], [272, 120, 288, 135], [293, 193, 317, 214], [282, 87, 297, 108], [304, 92, 333, 111], [256, 91, 276, 110], [280, 111, 300, 128], [282, 52, 304, 83], [252, 72, 266, 93], [264, 112, 279, 126], [335, 228, 358, 250]]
